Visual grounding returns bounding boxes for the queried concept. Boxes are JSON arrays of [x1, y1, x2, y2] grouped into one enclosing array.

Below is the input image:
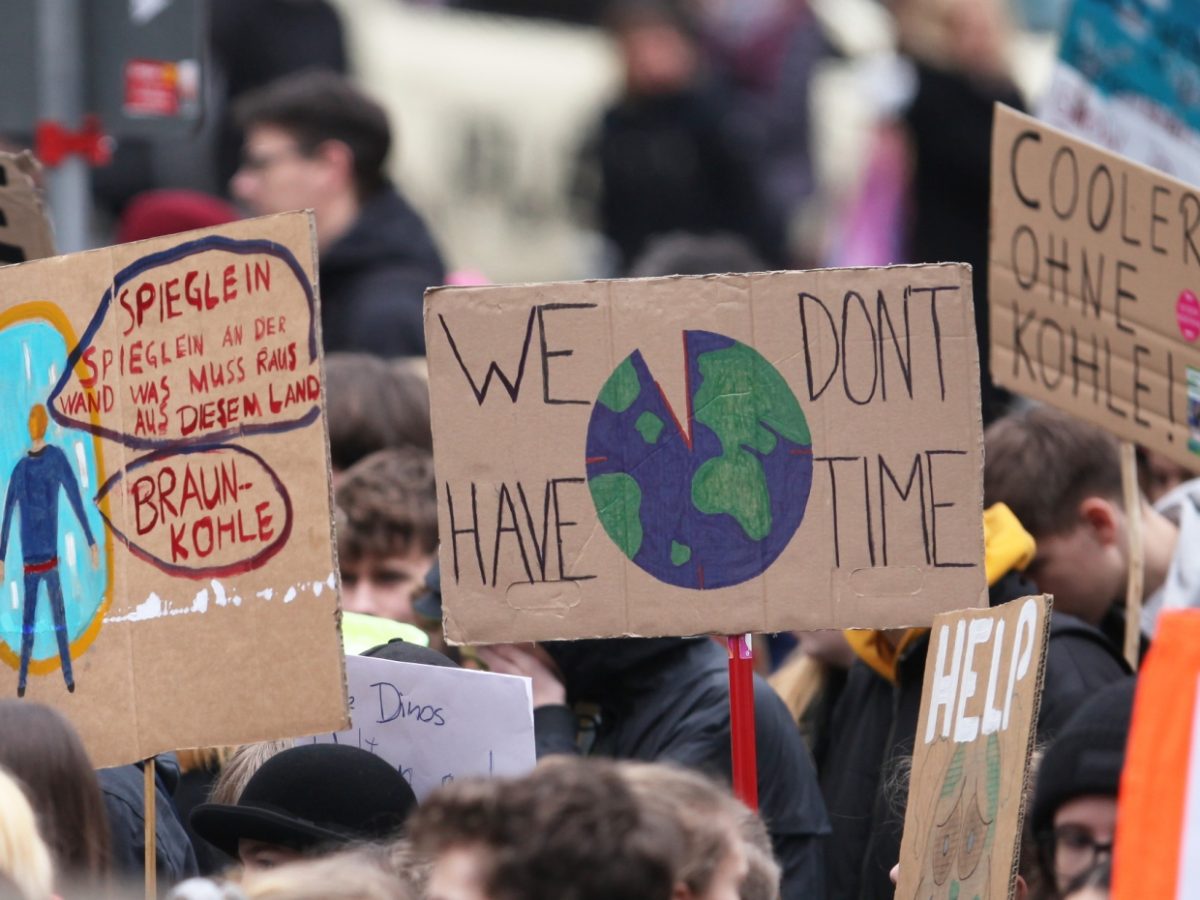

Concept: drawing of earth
[[585, 330, 813, 590]]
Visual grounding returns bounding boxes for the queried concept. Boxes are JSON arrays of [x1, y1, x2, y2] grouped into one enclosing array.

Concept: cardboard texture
[[1112, 611, 1200, 900], [895, 595, 1051, 900], [426, 264, 987, 644], [0, 212, 348, 767], [306, 654, 536, 800], [0, 152, 55, 265], [990, 105, 1200, 469]]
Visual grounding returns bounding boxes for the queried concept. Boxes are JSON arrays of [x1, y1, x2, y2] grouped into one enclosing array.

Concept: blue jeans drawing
[[19, 565, 73, 692]]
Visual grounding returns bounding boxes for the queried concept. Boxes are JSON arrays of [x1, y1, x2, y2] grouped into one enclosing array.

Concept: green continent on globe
[[589, 472, 644, 559], [691, 343, 810, 540], [596, 357, 642, 413], [636, 411, 664, 444], [670, 541, 691, 565]]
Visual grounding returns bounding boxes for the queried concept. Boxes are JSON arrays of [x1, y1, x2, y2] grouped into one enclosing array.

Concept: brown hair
[[325, 353, 432, 472], [335, 448, 438, 564], [410, 758, 682, 900], [0, 702, 109, 885], [234, 70, 392, 200], [620, 762, 744, 898], [984, 406, 1123, 537]]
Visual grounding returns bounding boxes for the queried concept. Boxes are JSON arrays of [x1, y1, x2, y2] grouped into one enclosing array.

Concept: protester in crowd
[[98, 756, 201, 888], [0, 768, 54, 900], [894, 0, 1025, 423], [191, 744, 417, 871], [819, 503, 1128, 900], [325, 353, 433, 479], [621, 762, 752, 900], [210, 0, 348, 188], [588, 1, 786, 273], [474, 636, 828, 899], [116, 190, 240, 244], [769, 629, 854, 759], [986, 405, 1198, 639], [1032, 679, 1133, 899], [0, 701, 110, 893], [691, 0, 823, 248], [411, 757, 683, 900], [335, 448, 438, 639], [231, 71, 444, 356]]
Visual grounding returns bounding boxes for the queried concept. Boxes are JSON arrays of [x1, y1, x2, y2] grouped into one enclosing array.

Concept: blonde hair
[[239, 850, 412, 900], [208, 741, 291, 806], [0, 768, 54, 900]]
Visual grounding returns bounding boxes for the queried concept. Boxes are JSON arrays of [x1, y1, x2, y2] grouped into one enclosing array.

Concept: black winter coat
[[819, 577, 1131, 900], [535, 637, 830, 900], [595, 85, 786, 270], [319, 186, 445, 357], [98, 755, 200, 888]]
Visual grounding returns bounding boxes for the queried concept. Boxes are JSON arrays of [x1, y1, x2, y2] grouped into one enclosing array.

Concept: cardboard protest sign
[[896, 595, 1051, 900], [1113, 610, 1200, 900], [306, 654, 536, 799], [426, 264, 987, 644], [0, 212, 347, 766], [990, 106, 1200, 469], [0, 152, 54, 265], [1038, 0, 1200, 187]]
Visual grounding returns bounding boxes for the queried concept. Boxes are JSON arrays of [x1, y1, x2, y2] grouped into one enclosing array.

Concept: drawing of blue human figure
[[0, 403, 99, 696]]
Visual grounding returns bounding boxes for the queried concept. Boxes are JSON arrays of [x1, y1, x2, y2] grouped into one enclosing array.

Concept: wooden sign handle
[[144, 757, 157, 899], [1120, 441, 1144, 670]]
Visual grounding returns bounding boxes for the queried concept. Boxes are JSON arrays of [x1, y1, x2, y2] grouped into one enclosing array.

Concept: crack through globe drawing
[[585, 329, 813, 590]]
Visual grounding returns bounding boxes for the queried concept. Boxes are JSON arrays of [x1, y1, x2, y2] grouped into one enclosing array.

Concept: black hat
[[363, 638, 458, 668], [190, 744, 417, 857], [1031, 677, 1136, 836]]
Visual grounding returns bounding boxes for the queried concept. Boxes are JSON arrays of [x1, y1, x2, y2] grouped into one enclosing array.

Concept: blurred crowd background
[[12, 0, 1066, 285]]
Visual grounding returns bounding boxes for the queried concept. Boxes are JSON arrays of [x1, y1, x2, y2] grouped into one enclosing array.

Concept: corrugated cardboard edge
[[305, 207, 352, 737]]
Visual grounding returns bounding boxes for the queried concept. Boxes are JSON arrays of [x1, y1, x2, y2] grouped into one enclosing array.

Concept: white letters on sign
[[924, 596, 1039, 744]]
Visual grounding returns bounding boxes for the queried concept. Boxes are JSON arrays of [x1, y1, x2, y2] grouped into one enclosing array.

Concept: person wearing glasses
[[1030, 678, 1134, 898], [230, 71, 444, 358]]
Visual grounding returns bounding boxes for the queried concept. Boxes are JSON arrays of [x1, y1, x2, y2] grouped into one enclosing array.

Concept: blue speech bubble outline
[[48, 235, 320, 450]]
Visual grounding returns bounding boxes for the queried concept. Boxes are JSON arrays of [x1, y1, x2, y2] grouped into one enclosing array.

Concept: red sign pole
[[726, 633, 759, 810]]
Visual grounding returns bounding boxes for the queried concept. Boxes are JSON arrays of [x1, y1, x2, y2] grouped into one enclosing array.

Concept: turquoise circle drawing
[[0, 320, 108, 676], [585, 330, 813, 590]]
